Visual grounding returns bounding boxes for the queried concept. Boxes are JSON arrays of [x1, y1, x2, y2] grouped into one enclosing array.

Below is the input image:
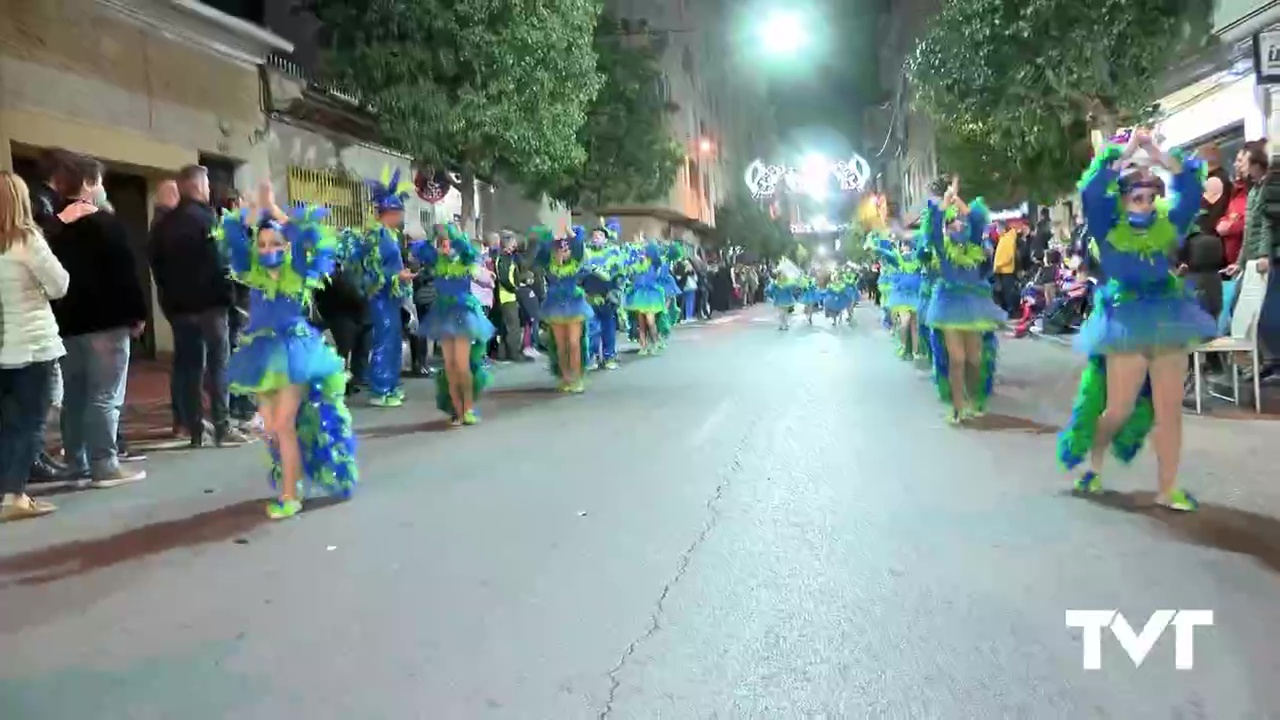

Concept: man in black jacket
[[149, 165, 247, 448]]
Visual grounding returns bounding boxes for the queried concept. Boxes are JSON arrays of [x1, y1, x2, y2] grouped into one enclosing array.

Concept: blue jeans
[[682, 289, 696, 321], [0, 361, 55, 494], [1219, 278, 1240, 336], [592, 302, 618, 360], [171, 308, 230, 436], [61, 328, 130, 477]]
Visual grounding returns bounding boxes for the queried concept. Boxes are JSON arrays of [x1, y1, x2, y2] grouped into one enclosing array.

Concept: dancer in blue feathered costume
[[655, 241, 685, 347], [766, 270, 801, 330], [923, 177, 1005, 423], [409, 224, 495, 425], [360, 167, 414, 408], [798, 273, 823, 325], [1057, 128, 1210, 512], [913, 227, 936, 365], [823, 265, 858, 326], [624, 239, 667, 354], [582, 220, 626, 370], [533, 226, 593, 392], [217, 189, 357, 520]]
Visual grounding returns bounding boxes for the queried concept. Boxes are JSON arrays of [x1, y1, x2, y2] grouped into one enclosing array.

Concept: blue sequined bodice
[[246, 290, 306, 332]]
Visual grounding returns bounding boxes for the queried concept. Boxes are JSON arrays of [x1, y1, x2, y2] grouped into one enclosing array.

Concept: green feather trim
[[1103, 207, 1178, 259], [542, 321, 590, 380], [434, 342, 492, 417]]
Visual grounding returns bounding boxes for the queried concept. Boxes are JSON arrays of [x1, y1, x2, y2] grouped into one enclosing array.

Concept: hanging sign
[[414, 169, 451, 204], [1256, 30, 1280, 85]]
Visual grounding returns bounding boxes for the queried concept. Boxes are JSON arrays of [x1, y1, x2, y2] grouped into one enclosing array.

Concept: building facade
[[598, 0, 768, 245], [0, 0, 290, 356], [865, 0, 940, 222], [1147, 1, 1280, 163], [0, 0, 569, 355]]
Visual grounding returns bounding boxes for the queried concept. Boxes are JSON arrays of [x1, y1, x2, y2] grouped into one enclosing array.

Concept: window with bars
[[285, 166, 372, 229]]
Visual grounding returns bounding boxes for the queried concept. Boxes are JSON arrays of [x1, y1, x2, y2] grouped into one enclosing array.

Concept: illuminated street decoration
[[745, 153, 870, 199], [791, 221, 851, 234]]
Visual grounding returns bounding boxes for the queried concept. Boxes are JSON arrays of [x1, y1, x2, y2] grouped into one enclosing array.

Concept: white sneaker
[[88, 467, 146, 489]]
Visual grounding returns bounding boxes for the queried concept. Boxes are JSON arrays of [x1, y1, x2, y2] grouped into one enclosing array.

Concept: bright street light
[[698, 137, 714, 154], [759, 10, 806, 56]]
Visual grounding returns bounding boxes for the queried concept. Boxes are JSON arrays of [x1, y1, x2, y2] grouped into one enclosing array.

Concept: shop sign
[[1255, 30, 1280, 85]]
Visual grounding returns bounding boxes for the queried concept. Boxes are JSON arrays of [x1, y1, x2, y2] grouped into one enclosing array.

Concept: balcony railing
[[266, 53, 361, 106]]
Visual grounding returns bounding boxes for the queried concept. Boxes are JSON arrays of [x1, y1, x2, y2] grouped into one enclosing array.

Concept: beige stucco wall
[[0, 0, 275, 353]]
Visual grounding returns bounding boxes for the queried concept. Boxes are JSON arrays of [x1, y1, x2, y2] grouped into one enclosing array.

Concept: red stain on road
[[0, 499, 272, 588]]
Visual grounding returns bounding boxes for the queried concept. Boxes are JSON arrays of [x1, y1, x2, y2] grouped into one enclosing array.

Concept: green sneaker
[[462, 410, 480, 425], [266, 498, 302, 520], [1074, 471, 1103, 494], [1156, 488, 1199, 512], [569, 380, 586, 394], [369, 395, 403, 408], [604, 359, 620, 370], [946, 409, 963, 425]]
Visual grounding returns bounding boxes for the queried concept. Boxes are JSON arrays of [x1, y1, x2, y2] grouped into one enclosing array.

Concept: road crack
[[598, 440, 749, 719]]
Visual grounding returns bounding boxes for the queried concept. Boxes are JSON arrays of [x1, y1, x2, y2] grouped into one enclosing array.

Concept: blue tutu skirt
[[626, 284, 666, 314], [770, 288, 798, 307], [800, 287, 823, 305], [419, 299, 496, 342], [1074, 278, 1215, 356], [541, 294, 594, 324], [926, 280, 1005, 331], [888, 274, 922, 312], [917, 280, 935, 325], [824, 291, 854, 313], [228, 323, 344, 395]]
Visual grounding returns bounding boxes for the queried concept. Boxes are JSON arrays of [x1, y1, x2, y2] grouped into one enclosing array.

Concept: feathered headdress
[[366, 166, 412, 214]]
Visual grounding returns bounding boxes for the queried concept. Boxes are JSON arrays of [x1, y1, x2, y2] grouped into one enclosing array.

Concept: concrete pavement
[[3, 306, 1280, 718]]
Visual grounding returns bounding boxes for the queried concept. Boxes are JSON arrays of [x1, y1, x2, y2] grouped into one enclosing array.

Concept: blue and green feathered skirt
[[1074, 277, 1215, 356], [768, 285, 800, 308], [888, 273, 922, 313], [419, 293, 496, 343], [625, 282, 667, 314], [229, 319, 345, 395], [824, 287, 855, 314], [800, 286, 823, 306], [228, 316, 356, 501], [926, 278, 1005, 331], [540, 286, 593, 324], [917, 277, 936, 325]]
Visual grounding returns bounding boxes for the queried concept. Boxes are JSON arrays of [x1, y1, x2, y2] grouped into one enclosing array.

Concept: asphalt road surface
[[3, 306, 1280, 719]]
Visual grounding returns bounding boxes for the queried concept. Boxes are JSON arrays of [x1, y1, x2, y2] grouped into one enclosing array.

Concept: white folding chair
[[1192, 262, 1267, 414]]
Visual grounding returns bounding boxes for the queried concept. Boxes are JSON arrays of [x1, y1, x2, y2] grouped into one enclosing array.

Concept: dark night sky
[[758, 0, 886, 159]]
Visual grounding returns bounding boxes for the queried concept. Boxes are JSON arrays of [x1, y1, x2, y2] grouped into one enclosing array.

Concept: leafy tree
[[712, 188, 792, 260], [310, 0, 603, 226], [908, 0, 1213, 201], [525, 15, 684, 211]]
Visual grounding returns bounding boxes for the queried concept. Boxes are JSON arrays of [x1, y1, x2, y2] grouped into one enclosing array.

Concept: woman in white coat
[[0, 171, 71, 521]]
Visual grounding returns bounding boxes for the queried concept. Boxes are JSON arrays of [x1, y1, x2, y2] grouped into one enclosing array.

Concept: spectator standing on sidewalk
[[992, 222, 1019, 316], [495, 231, 524, 360], [47, 155, 149, 487], [0, 172, 70, 520], [150, 165, 248, 447], [26, 149, 82, 483]]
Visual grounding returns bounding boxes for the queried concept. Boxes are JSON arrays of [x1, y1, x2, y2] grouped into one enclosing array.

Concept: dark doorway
[[104, 171, 155, 359], [199, 153, 240, 210]]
